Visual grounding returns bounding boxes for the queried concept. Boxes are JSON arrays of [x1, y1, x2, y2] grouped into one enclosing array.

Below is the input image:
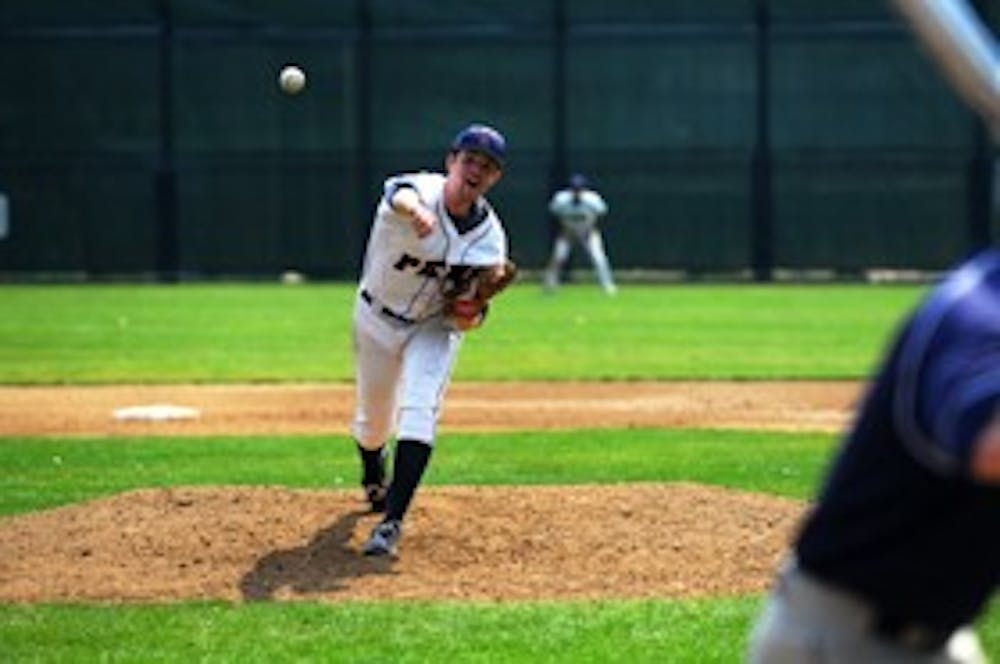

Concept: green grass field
[[3, 281, 998, 662], [0, 282, 924, 383]]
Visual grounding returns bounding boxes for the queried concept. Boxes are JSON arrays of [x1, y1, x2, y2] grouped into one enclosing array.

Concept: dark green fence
[[0, 0, 996, 280]]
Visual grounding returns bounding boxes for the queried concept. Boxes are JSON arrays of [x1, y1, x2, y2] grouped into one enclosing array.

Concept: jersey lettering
[[392, 253, 421, 271], [417, 260, 447, 278], [392, 253, 447, 279]]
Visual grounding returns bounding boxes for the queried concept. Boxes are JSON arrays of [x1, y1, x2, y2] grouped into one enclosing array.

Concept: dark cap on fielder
[[450, 123, 506, 167]]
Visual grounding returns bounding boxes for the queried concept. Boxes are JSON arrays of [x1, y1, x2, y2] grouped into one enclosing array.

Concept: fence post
[[155, 0, 179, 282], [0, 192, 9, 241], [353, 0, 374, 276], [751, 0, 774, 282], [550, 0, 568, 279]]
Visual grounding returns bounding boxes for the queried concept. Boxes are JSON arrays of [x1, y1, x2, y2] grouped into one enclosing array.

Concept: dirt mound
[[0, 484, 804, 604]]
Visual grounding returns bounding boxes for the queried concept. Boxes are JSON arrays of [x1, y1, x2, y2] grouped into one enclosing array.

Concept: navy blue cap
[[450, 124, 506, 167], [569, 173, 589, 189]]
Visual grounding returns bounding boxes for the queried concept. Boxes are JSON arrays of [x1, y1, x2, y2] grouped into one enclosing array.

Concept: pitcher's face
[[444, 150, 502, 209]]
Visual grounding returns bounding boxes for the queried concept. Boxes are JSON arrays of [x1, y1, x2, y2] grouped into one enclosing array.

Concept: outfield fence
[[0, 0, 997, 281]]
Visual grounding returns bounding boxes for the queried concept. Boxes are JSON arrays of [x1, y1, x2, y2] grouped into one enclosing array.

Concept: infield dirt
[[0, 380, 860, 603]]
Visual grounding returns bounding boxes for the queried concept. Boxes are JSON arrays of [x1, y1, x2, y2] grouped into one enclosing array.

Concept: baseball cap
[[569, 173, 589, 189], [450, 123, 507, 167]]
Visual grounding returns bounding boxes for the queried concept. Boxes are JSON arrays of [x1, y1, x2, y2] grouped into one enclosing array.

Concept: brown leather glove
[[444, 260, 517, 331]]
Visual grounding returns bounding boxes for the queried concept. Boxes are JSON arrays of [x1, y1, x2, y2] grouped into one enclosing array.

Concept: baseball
[[278, 65, 306, 95]]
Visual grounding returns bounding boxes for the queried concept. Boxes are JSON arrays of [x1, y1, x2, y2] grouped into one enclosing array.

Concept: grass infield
[[0, 428, 836, 516]]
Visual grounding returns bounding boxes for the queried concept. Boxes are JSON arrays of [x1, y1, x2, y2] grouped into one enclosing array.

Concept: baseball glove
[[443, 260, 517, 331]]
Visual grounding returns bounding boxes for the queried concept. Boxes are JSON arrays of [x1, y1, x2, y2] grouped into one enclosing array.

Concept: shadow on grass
[[239, 509, 395, 600]]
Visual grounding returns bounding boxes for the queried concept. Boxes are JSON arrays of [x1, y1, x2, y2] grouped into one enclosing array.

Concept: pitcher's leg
[[356, 444, 388, 512], [384, 439, 433, 522], [351, 325, 402, 448], [351, 324, 402, 511], [364, 327, 461, 556], [396, 327, 462, 445]]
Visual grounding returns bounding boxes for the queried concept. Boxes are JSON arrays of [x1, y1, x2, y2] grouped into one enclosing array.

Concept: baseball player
[[749, 6, 999, 660], [350, 123, 516, 557], [543, 174, 617, 295], [747, 250, 1000, 663]]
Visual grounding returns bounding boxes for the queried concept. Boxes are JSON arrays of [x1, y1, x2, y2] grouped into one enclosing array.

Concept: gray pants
[[543, 229, 616, 295], [747, 559, 988, 663]]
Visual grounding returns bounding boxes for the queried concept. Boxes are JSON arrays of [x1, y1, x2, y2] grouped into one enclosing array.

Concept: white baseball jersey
[[548, 188, 608, 241], [359, 171, 508, 323], [352, 171, 508, 447]]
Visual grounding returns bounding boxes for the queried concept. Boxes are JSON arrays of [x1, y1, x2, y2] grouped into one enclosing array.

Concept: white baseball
[[278, 65, 306, 95]]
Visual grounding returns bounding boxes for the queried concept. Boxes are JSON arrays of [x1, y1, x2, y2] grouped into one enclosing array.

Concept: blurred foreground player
[[748, 250, 1000, 662], [749, 5, 999, 660]]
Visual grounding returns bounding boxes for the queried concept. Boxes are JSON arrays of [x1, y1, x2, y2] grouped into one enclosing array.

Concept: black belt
[[873, 615, 954, 653], [360, 289, 416, 326]]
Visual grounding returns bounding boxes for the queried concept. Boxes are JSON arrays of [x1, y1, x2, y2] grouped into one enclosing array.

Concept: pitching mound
[[0, 484, 804, 603]]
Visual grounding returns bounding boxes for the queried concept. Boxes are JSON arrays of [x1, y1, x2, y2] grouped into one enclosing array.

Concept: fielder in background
[[749, 3, 999, 660], [350, 123, 516, 557], [543, 173, 617, 295]]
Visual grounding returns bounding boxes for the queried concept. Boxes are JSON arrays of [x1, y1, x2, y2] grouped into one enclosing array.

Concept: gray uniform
[[544, 180, 617, 295]]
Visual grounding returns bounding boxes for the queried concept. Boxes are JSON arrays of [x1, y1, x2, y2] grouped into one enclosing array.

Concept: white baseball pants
[[351, 295, 462, 449]]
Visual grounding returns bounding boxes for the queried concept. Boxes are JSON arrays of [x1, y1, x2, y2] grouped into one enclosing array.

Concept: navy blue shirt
[[796, 249, 1000, 631]]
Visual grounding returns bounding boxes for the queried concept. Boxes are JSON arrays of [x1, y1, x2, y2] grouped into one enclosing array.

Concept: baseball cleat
[[364, 483, 387, 513], [362, 519, 401, 557]]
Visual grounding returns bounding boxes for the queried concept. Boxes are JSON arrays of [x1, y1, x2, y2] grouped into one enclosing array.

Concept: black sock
[[356, 442, 385, 487], [386, 439, 432, 522]]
